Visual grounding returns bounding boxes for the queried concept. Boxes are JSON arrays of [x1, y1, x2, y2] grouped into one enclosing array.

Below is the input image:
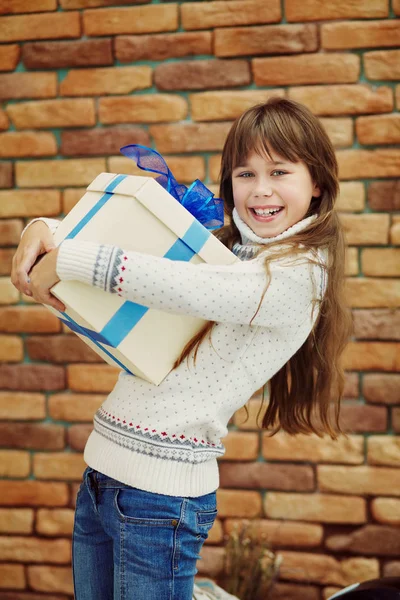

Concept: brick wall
[[0, 0, 399, 598]]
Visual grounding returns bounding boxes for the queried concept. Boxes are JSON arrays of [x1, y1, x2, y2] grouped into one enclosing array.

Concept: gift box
[[47, 146, 237, 385]]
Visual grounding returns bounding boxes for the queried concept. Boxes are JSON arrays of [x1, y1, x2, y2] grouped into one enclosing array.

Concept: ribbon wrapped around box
[[47, 145, 237, 385]]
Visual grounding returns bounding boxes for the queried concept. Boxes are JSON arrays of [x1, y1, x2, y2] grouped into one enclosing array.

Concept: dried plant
[[222, 520, 282, 600]]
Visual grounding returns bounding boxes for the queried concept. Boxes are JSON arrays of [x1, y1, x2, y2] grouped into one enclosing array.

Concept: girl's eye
[[272, 170, 287, 176], [238, 172, 254, 178]]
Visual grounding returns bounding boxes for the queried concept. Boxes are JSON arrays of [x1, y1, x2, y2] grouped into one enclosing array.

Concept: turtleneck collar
[[231, 208, 318, 260], [232, 208, 317, 245]]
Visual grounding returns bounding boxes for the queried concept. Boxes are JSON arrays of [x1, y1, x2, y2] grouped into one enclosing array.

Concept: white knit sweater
[[27, 211, 327, 497]]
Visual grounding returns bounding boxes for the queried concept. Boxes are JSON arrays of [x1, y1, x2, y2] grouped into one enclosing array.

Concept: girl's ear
[[313, 182, 321, 198]]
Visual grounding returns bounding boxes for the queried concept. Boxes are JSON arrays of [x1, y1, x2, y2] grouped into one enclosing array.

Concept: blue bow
[[120, 144, 224, 230]]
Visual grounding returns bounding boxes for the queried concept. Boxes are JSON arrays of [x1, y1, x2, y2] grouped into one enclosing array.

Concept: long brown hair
[[174, 98, 353, 439]]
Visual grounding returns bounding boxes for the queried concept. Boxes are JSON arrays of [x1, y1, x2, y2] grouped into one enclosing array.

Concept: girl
[[11, 98, 352, 600]]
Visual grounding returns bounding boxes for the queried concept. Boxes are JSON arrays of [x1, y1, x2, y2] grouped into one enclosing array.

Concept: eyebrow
[[233, 160, 287, 169]]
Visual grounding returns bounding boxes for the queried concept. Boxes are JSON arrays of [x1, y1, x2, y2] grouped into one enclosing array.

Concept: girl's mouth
[[250, 206, 284, 222]]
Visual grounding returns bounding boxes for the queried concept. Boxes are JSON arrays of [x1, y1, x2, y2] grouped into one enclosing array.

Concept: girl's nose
[[254, 182, 273, 197]]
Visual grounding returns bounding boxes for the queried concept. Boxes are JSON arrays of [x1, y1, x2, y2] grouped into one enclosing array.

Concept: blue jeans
[[72, 466, 218, 600]]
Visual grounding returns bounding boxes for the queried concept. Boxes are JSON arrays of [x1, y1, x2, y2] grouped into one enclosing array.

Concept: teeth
[[254, 207, 281, 216]]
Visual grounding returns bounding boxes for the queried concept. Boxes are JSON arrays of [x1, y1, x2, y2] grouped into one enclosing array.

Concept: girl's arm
[[56, 239, 326, 328], [21, 217, 61, 238]]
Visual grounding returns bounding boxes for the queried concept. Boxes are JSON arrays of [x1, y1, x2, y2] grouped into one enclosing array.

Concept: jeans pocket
[[114, 488, 179, 526], [196, 509, 218, 540]]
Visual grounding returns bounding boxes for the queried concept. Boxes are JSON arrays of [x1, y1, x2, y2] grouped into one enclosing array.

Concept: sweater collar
[[232, 207, 317, 246]]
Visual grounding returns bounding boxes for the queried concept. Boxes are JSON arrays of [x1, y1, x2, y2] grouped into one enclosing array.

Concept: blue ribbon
[[119, 144, 224, 231]]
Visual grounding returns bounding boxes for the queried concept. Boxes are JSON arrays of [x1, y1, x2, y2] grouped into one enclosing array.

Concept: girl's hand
[[12, 221, 56, 296], [28, 247, 66, 312]]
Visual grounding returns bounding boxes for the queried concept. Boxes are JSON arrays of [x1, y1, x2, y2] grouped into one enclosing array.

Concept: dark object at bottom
[[328, 578, 400, 599]]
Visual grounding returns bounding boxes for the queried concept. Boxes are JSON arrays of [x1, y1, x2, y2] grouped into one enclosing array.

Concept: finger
[[42, 292, 66, 313]]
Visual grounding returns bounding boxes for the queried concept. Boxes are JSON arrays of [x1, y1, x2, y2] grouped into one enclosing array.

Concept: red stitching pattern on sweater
[[100, 408, 216, 447]]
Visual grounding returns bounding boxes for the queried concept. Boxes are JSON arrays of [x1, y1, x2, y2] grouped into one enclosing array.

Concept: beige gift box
[[47, 172, 237, 385]]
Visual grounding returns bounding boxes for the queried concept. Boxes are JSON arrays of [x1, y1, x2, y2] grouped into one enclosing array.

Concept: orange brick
[[0, 44, 20, 70], [371, 498, 400, 525], [394, 0, 400, 14], [60, 65, 152, 96], [346, 279, 400, 309], [320, 118, 354, 148], [220, 462, 314, 491], [190, 89, 285, 122], [0, 249, 14, 276], [0, 450, 30, 477], [28, 564, 73, 594], [0, 391, 45, 420], [339, 214, 389, 245], [365, 50, 400, 81], [197, 547, 225, 578], [361, 249, 400, 277], [62, 126, 149, 157], [0, 189, 60, 217], [391, 216, 400, 245], [0, 0, 57, 12], [83, 5, 178, 36], [34, 453, 85, 480], [36, 508, 74, 536], [150, 122, 232, 153], [68, 424, 92, 451], [0, 12, 80, 42], [345, 248, 358, 276], [0, 422, 64, 450], [108, 155, 205, 184], [353, 309, 400, 341], [262, 432, 363, 464], [60, 0, 152, 6], [339, 404, 387, 433], [254, 53, 359, 86], [181, 0, 281, 30], [0, 508, 33, 534], [318, 465, 400, 495], [337, 182, 365, 212], [115, 31, 212, 62], [0, 480, 68, 506], [0, 131, 57, 158], [0, 72, 56, 100], [265, 492, 366, 524], [368, 436, 400, 467], [0, 162, 13, 188], [369, 181, 400, 210], [16, 158, 105, 188], [23, 38, 113, 69], [0, 536, 70, 564], [223, 431, 259, 460], [63, 187, 86, 214], [322, 20, 400, 50], [0, 334, 23, 362], [155, 59, 250, 91], [279, 552, 346, 586], [7, 98, 95, 129], [286, 0, 388, 21], [356, 114, 400, 145], [48, 393, 104, 422], [0, 364, 65, 391], [0, 108, 8, 130], [215, 23, 317, 57], [0, 277, 19, 304], [0, 306, 60, 333], [67, 364, 119, 392], [337, 149, 400, 179], [225, 518, 323, 548], [99, 95, 187, 124], [216, 489, 262, 517], [343, 341, 400, 372], [0, 219, 23, 245], [341, 558, 380, 585], [289, 84, 392, 116], [0, 564, 25, 589]]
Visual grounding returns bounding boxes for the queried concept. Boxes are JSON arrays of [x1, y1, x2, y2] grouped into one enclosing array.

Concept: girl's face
[[232, 149, 321, 238]]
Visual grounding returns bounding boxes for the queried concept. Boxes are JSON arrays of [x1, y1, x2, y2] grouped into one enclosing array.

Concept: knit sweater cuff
[[56, 239, 100, 286]]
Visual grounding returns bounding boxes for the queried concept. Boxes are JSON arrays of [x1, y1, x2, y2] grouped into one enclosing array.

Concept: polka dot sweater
[[33, 211, 327, 497]]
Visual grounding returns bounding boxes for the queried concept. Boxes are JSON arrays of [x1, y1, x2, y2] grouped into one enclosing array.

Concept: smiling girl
[[11, 97, 352, 600]]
